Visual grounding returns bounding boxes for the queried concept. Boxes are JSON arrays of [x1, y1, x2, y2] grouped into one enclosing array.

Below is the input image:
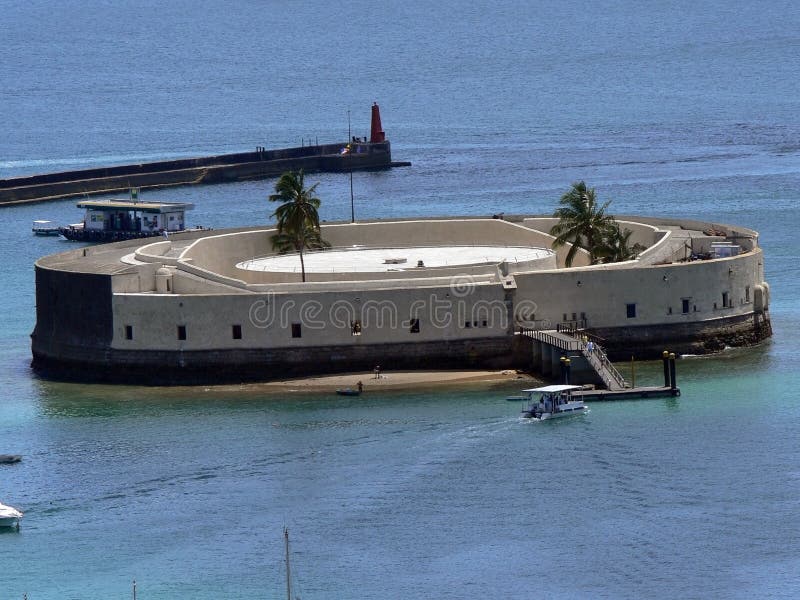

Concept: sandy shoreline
[[244, 369, 539, 394]]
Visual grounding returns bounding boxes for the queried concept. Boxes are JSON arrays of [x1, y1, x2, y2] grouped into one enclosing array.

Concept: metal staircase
[[582, 343, 628, 391]]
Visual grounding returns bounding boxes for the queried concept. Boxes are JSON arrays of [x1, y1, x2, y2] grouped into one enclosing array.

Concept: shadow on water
[[30, 378, 298, 418]]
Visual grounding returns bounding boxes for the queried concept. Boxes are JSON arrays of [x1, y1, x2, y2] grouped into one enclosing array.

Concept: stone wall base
[[31, 312, 772, 385], [588, 311, 772, 360], [32, 335, 529, 386]]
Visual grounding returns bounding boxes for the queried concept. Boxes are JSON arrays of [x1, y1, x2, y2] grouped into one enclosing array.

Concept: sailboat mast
[[284, 527, 292, 600]]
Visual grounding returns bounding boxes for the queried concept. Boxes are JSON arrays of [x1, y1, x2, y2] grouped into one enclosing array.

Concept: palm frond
[[549, 181, 620, 266]]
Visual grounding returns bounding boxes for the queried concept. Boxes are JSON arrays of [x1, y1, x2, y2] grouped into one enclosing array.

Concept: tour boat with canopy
[[515, 384, 587, 421]]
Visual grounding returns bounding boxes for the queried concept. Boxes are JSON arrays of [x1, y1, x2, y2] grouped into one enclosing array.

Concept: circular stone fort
[[32, 215, 771, 384]]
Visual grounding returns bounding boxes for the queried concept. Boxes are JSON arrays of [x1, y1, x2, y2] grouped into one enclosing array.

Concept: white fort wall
[[512, 248, 766, 329], [109, 247, 766, 352], [110, 281, 511, 351]]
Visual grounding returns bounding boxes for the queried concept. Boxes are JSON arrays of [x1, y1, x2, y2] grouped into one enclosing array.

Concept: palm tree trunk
[[299, 247, 306, 282]]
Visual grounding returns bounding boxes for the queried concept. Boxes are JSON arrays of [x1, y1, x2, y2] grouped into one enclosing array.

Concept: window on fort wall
[[232, 324, 242, 340], [125, 325, 133, 340], [291, 323, 302, 338], [745, 286, 751, 302], [409, 318, 420, 333], [626, 303, 636, 319], [177, 325, 187, 340], [351, 320, 362, 336], [682, 299, 690, 314]]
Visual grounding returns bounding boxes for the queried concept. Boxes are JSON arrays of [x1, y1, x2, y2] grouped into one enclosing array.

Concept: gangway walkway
[[522, 329, 628, 391]]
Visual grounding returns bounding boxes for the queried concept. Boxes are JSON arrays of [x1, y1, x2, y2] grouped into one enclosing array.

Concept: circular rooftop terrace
[[237, 245, 554, 274]]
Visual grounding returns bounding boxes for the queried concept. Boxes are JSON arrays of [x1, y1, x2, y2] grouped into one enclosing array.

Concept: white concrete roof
[[237, 245, 553, 274]]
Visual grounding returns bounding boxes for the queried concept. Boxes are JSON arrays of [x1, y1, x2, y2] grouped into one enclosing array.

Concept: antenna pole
[[284, 527, 291, 600]]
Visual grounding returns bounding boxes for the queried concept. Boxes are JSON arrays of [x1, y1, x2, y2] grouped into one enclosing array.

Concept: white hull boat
[[32, 220, 60, 236], [517, 384, 587, 421], [0, 502, 23, 529]]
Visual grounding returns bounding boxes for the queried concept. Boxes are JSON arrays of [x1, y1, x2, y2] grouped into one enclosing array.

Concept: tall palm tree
[[268, 170, 329, 282], [550, 181, 615, 266]]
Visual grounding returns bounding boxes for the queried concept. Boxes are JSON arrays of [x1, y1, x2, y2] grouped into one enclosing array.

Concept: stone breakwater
[[0, 141, 404, 205]]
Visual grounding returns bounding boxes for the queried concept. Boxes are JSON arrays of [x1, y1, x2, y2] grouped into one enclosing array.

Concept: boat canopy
[[75, 199, 194, 214], [522, 384, 583, 393]]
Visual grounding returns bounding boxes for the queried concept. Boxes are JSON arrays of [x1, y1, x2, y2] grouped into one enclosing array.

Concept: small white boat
[[32, 220, 60, 236], [517, 384, 587, 421], [0, 502, 23, 529]]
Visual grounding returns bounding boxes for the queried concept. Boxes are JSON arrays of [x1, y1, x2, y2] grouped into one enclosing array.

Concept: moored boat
[[32, 220, 60, 236], [336, 388, 361, 396], [517, 384, 587, 421], [0, 502, 23, 529], [336, 381, 363, 396]]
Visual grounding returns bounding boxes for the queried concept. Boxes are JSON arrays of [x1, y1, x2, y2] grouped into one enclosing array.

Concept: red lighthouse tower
[[370, 102, 385, 143]]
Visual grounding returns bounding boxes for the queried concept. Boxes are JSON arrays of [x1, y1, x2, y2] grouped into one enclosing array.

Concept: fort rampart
[[31, 215, 771, 384]]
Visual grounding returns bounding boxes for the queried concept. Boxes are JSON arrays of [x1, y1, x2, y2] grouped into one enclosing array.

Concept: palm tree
[[550, 181, 616, 267], [268, 170, 329, 282], [595, 224, 646, 263]]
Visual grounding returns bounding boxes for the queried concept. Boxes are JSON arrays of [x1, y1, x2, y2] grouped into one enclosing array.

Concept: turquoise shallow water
[[2, 0, 800, 598]]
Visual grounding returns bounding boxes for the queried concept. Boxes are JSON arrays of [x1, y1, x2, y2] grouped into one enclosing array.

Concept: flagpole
[[348, 109, 354, 223]]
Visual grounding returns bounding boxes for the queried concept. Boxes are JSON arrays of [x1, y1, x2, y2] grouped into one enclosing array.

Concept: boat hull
[[59, 227, 165, 243], [0, 516, 20, 528], [521, 406, 588, 420]]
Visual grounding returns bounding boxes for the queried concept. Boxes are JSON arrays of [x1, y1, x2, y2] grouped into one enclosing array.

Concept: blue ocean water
[[2, 0, 800, 598]]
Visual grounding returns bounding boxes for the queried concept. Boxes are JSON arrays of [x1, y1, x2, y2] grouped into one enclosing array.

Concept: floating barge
[[59, 198, 198, 243], [573, 386, 680, 401], [1, 103, 409, 206], [553, 350, 681, 401]]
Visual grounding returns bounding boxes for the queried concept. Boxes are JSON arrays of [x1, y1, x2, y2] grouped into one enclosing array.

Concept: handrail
[[584, 344, 627, 389], [521, 329, 582, 351]]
